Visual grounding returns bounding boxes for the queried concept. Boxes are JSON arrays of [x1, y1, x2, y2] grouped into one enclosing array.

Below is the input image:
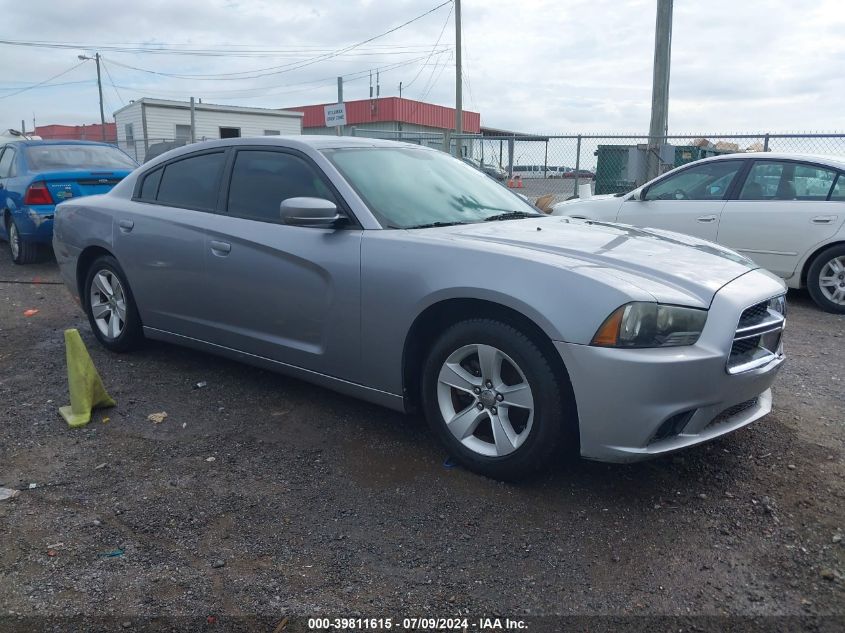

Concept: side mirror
[[632, 188, 646, 201], [280, 197, 345, 228]]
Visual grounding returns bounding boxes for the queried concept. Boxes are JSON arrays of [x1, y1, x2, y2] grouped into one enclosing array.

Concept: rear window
[[25, 144, 137, 170]]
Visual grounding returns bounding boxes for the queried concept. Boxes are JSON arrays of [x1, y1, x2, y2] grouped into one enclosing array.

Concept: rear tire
[[7, 218, 39, 264], [807, 244, 845, 314], [421, 318, 573, 480], [83, 255, 144, 352]]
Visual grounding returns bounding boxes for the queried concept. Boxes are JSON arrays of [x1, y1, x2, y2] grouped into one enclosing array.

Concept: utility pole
[[190, 97, 196, 143], [646, 0, 673, 181], [399, 81, 403, 99], [454, 0, 463, 156], [78, 53, 107, 141]]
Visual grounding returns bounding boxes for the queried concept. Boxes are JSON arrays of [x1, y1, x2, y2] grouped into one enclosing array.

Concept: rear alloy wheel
[[84, 255, 143, 352], [422, 318, 573, 480], [7, 219, 39, 264], [808, 245, 845, 314]]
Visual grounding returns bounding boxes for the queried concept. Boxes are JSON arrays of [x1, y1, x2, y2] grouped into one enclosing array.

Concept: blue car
[[0, 139, 136, 263]]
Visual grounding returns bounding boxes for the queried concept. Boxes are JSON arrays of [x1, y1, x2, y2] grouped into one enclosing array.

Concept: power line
[[403, 1, 453, 90], [0, 59, 89, 101], [0, 39, 452, 57], [19, 0, 454, 83], [100, 58, 126, 106]]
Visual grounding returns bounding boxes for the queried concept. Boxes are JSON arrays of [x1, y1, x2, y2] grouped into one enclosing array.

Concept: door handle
[[811, 215, 836, 224], [697, 215, 717, 223], [210, 240, 231, 256], [118, 219, 134, 232]]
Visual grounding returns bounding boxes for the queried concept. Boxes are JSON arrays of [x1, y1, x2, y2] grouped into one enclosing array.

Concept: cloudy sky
[[1, 0, 843, 134]]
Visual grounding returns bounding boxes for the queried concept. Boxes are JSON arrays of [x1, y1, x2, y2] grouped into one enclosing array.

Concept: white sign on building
[[324, 103, 347, 127]]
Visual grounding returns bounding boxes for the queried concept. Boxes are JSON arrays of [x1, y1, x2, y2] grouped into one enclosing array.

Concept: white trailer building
[[114, 98, 303, 162]]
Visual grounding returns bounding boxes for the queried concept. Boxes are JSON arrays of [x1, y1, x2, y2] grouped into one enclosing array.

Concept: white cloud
[[1, 0, 843, 134]]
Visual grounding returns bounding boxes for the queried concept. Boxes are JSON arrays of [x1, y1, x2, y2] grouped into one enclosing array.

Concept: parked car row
[[0, 139, 136, 263], [51, 137, 787, 479], [551, 153, 845, 313]]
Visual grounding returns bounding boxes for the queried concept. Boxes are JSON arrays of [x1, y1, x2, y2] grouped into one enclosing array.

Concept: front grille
[[707, 398, 758, 428], [738, 301, 768, 328], [726, 297, 785, 374]]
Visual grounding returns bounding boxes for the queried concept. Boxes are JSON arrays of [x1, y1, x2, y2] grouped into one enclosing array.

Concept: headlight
[[591, 302, 708, 348]]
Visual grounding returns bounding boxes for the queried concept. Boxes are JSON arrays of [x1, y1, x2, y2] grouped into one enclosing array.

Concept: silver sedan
[[53, 137, 786, 479]]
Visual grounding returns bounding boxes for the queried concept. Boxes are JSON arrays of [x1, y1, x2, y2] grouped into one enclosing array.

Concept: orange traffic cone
[[515, 175, 524, 188], [507, 176, 514, 188]]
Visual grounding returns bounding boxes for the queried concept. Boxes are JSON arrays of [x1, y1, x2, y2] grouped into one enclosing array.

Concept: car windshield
[[323, 147, 541, 228], [25, 144, 137, 170]]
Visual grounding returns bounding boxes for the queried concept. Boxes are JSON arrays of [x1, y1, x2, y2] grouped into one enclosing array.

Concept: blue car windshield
[[323, 147, 540, 228], [25, 145, 136, 170]]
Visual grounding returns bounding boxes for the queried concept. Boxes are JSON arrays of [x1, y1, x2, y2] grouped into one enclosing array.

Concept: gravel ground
[[0, 251, 843, 632]]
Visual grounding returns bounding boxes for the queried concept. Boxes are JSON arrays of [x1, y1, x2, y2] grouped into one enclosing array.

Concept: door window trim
[[641, 158, 745, 201], [131, 147, 230, 213], [221, 145, 361, 229], [731, 158, 844, 202]]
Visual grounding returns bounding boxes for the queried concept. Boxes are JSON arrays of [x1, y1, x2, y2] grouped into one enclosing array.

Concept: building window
[[219, 127, 241, 139], [125, 123, 134, 142], [175, 124, 192, 143], [263, 130, 280, 136]]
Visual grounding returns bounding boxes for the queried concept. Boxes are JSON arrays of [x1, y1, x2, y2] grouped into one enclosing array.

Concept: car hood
[[423, 217, 763, 308], [550, 194, 624, 215]]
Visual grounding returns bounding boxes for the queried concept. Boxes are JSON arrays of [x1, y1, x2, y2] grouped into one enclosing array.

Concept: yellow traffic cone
[[59, 329, 116, 428]]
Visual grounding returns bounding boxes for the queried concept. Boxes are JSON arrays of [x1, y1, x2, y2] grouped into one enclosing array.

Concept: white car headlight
[[591, 302, 708, 348]]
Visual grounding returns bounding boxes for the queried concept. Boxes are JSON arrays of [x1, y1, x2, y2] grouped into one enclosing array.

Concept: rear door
[[202, 147, 363, 380], [113, 149, 225, 338], [718, 159, 843, 278], [616, 159, 745, 241]]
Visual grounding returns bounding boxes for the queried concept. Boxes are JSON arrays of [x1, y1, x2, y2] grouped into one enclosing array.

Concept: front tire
[[7, 218, 39, 264], [83, 255, 144, 352], [421, 318, 573, 480], [807, 244, 845, 314]]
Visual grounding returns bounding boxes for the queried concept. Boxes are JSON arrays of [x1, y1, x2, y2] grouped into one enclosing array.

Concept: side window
[[0, 147, 15, 178], [741, 161, 838, 201], [644, 160, 741, 201], [830, 174, 845, 202], [227, 150, 337, 222], [156, 152, 226, 210], [138, 168, 163, 201]]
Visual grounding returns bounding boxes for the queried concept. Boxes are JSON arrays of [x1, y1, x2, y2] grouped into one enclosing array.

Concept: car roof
[[698, 151, 845, 171], [159, 135, 433, 154], [2, 139, 119, 148]]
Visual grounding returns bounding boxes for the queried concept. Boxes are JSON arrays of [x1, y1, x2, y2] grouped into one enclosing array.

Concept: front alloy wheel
[[437, 344, 535, 457], [422, 318, 575, 480]]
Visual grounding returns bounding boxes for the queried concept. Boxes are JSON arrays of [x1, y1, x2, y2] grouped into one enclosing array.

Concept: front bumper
[[557, 270, 786, 462]]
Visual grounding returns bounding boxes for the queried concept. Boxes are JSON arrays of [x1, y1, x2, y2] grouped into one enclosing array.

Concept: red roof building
[[286, 97, 480, 133], [35, 123, 117, 142]]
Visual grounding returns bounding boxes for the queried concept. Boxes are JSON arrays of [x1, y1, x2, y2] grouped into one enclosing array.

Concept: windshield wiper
[[404, 221, 469, 229], [483, 211, 542, 222]]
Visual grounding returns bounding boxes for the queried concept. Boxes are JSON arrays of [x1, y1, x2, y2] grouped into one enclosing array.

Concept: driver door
[[617, 159, 746, 241]]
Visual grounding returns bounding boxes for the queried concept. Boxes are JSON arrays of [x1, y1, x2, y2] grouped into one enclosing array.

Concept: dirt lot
[[0, 252, 843, 632]]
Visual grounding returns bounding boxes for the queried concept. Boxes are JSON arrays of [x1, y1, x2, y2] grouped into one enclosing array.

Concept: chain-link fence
[[96, 130, 845, 202], [447, 133, 845, 203]]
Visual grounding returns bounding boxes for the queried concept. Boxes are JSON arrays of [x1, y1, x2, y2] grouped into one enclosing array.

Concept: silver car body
[[53, 137, 786, 462]]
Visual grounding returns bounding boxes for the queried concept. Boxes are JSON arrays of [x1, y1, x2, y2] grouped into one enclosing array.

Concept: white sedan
[[552, 153, 845, 313]]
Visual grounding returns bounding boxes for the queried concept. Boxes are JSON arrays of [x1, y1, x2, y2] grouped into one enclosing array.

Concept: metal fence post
[[507, 136, 515, 178], [574, 135, 582, 197], [763, 133, 770, 152]]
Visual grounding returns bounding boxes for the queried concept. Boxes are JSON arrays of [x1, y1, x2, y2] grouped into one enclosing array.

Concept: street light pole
[[79, 53, 106, 141]]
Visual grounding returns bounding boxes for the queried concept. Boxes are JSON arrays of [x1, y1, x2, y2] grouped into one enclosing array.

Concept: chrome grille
[[727, 297, 785, 374]]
